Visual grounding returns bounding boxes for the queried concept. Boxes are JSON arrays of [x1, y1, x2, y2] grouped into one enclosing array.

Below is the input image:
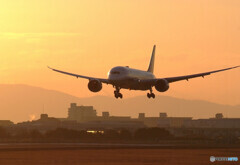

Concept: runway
[[0, 143, 239, 165]]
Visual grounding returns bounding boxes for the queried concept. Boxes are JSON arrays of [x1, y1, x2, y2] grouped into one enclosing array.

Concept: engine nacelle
[[88, 80, 102, 92], [155, 79, 169, 92]]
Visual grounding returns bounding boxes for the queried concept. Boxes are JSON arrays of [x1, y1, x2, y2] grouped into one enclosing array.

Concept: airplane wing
[[140, 65, 239, 85], [48, 66, 110, 84], [164, 65, 239, 83]]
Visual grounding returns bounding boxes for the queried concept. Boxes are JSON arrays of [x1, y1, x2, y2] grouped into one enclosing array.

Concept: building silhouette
[[0, 120, 14, 127], [183, 113, 240, 128], [68, 103, 97, 122], [11, 103, 240, 135], [137, 112, 192, 128]]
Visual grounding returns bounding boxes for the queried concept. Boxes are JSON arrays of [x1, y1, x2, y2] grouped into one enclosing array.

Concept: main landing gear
[[114, 87, 123, 99], [147, 88, 155, 99]]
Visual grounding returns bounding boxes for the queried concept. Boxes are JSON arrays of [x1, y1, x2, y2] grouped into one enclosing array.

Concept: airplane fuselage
[[108, 66, 155, 90]]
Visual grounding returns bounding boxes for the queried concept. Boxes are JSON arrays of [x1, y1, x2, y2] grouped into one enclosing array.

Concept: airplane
[[48, 45, 239, 99]]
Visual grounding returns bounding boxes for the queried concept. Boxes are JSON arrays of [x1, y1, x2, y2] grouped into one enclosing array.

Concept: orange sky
[[0, 0, 239, 105]]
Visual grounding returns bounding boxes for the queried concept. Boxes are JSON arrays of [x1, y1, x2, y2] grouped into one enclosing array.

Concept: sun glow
[[0, 0, 239, 105]]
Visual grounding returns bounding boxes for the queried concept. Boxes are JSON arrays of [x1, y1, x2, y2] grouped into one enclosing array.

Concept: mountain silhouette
[[0, 84, 239, 123]]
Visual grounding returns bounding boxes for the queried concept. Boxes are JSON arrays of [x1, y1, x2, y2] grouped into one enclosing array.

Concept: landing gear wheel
[[147, 92, 155, 99], [119, 93, 123, 99], [114, 93, 123, 99], [147, 93, 151, 98], [114, 89, 123, 99], [151, 93, 155, 98]]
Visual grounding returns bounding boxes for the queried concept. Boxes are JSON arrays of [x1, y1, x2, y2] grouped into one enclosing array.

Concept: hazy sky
[[0, 0, 239, 105]]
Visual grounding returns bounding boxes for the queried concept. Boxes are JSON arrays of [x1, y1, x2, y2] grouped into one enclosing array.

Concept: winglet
[[147, 45, 156, 73], [47, 66, 53, 70]]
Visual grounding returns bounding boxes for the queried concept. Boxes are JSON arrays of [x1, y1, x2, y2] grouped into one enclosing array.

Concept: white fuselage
[[108, 66, 155, 90]]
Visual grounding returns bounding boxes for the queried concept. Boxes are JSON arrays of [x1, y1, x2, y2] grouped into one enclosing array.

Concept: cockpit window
[[111, 71, 120, 74]]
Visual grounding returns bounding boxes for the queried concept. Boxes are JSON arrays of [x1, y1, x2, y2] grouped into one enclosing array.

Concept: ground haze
[[0, 84, 239, 122]]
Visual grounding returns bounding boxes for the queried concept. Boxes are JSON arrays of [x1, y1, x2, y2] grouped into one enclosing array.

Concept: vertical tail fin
[[147, 45, 156, 73]]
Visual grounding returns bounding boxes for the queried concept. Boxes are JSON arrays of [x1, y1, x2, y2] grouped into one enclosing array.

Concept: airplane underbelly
[[116, 79, 150, 91]]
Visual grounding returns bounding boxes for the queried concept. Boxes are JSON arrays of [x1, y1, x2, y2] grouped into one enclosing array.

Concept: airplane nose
[[108, 73, 121, 81], [108, 74, 116, 80]]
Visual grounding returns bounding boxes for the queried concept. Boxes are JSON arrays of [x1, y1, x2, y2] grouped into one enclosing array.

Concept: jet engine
[[88, 80, 102, 92], [155, 79, 169, 92]]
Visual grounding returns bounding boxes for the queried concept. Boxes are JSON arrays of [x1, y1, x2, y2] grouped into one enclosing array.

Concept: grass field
[[0, 144, 239, 165]]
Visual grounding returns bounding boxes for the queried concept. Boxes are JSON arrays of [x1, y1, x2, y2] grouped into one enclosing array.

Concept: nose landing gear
[[114, 87, 123, 99], [114, 92, 123, 99], [147, 93, 155, 98], [147, 88, 155, 99]]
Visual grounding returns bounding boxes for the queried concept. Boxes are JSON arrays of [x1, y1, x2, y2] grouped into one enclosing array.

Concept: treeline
[[0, 127, 239, 144], [0, 127, 173, 143]]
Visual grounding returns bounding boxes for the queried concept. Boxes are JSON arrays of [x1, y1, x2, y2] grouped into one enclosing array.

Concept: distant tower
[[102, 112, 110, 118], [138, 113, 145, 120], [215, 113, 223, 119], [159, 113, 167, 118], [68, 103, 97, 122], [40, 114, 48, 120]]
